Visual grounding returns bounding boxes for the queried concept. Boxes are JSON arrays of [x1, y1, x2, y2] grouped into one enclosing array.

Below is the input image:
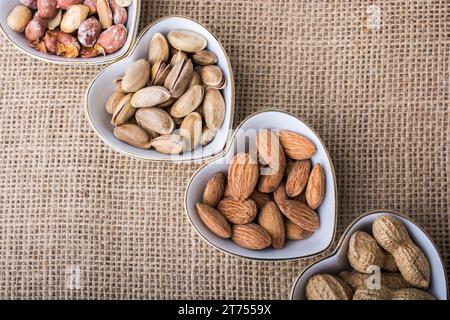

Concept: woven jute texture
[[0, 0, 448, 299]]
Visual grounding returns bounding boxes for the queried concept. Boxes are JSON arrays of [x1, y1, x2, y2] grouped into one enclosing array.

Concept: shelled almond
[[107, 30, 227, 154], [7, 0, 131, 58], [305, 215, 434, 300], [195, 129, 326, 250]]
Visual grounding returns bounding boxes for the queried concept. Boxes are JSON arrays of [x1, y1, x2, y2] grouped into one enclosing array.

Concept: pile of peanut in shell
[[196, 129, 326, 250], [107, 30, 226, 154], [306, 215, 435, 300], [6, 0, 131, 58]]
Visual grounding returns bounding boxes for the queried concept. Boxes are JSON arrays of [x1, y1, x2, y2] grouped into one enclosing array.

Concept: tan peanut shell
[[306, 274, 353, 300], [338, 270, 410, 291], [202, 173, 225, 207], [347, 231, 398, 273], [372, 215, 431, 289], [257, 202, 285, 249], [353, 286, 435, 300]]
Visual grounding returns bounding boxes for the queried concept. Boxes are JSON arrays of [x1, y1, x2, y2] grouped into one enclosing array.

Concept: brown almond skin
[[250, 190, 273, 209], [196, 203, 232, 239], [286, 160, 311, 197], [217, 198, 257, 224], [278, 200, 320, 232], [278, 130, 316, 160], [227, 153, 259, 201], [231, 223, 272, 250], [285, 218, 313, 240], [202, 173, 225, 207], [257, 166, 285, 193], [256, 129, 286, 172], [305, 164, 325, 209], [273, 182, 288, 207], [257, 202, 285, 249]]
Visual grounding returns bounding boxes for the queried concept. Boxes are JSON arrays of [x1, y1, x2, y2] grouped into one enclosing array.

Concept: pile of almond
[[6, 0, 131, 58], [196, 129, 326, 250], [107, 30, 226, 154]]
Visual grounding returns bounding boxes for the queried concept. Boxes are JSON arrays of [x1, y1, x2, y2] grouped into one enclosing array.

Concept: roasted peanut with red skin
[[83, 0, 98, 14], [56, 0, 82, 9], [37, 0, 58, 19], [96, 24, 127, 54], [78, 17, 101, 47], [108, 0, 128, 25], [43, 30, 58, 53], [25, 15, 47, 41], [21, 0, 38, 9]]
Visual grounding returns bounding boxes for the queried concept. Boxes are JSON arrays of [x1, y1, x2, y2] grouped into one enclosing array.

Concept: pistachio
[[167, 30, 207, 53], [180, 112, 202, 151], [193, 50, 218, 66], [111, 93, 135, 126], [200, 65, 224, 88], [151, 61, 171, 86], [203, 88, 225, 130], [170, 50, 188, 66], [170, 85, 204, 118], [147, 32, 170, 65], [122, 59, 151, 93], [151, 134, 185, 154], [201, 128, 217, 146], [164, 59, 194, 98], [156, 97, 176, 108], [114, 124, 152, 149], [189, 71, 203, 88], [114, 77, 127, 93], [131, 86, 171, 109], [105, 90, 126, 114], [135, 107, 175, 135]]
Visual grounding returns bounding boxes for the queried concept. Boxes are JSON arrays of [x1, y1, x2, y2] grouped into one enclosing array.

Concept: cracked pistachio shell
[[179, 112, 202, 151], [200, 65, 224, 87], [189, 71, 203, 88], [114, 124, 152, 149], [151, 134, 185, 154], [170, 50, 188, 66], [122, 59, 151, 93], [105, 90, 126, 114], [111, 93, 135, 126], [203, 89, 225, 130], [201, 128, 217, 146], [170, 85, 204, 118], [192, 50, 218, 66], [131, 86, 171, 108], [167, 30, 207, 53], [151, 61, 171, 86], [135, 107, 174, 135], [164, 59, 194, 98], [147, 32, 170, 65]]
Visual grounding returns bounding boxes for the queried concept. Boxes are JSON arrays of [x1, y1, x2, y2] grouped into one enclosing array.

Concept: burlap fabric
[[0, 0, 448, 299]]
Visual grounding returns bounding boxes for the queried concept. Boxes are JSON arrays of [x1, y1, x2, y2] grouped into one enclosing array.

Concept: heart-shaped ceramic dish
[[184, 110, 337, 260], [290, 210, 448, 300], [0, 0, 140, 65], [85, 16, 234, 162]]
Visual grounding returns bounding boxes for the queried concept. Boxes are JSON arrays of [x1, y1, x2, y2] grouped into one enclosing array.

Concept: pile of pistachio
[[105, 30, 226, 154]]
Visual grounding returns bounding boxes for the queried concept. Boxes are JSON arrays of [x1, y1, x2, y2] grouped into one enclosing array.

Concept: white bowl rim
[[289, 209, 449, 299], [184, 109, 338, 261], [84, 15, 236, 162], [0, 0, 140, 65]]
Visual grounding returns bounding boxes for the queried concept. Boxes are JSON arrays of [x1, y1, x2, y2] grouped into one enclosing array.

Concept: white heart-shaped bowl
[[0, 0, 140, 65], [290, 210, 448, 300], [85, 16, 235, 162], [184, 110, 337, 260]]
